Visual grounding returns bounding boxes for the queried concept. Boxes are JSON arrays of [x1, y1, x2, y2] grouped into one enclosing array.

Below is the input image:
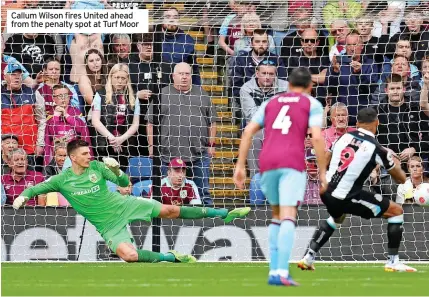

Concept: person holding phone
[[326, 32, 380, 125]]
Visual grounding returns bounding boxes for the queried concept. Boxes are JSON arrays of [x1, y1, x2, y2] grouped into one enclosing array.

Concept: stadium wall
[[1, 206, 428, 262]]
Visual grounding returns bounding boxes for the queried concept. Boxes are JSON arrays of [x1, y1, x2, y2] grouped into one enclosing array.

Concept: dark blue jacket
[[1, 85, 36, 108], [326, 56, 380, 125], [161, 29, 201, 85], [232, 51, 287, 98]]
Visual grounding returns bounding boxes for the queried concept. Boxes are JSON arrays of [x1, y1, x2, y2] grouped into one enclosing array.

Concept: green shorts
[[102, 197, 162, 253]]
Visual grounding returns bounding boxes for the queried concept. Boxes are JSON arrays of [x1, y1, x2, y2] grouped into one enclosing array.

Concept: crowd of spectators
[[1, 0, 429, 207]]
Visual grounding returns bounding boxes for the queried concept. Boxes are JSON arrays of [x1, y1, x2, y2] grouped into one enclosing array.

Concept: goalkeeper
[[13, 139, 250, 263]]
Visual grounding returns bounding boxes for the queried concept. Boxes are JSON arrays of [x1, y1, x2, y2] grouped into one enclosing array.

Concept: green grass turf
[[2, 262, 428, 296]]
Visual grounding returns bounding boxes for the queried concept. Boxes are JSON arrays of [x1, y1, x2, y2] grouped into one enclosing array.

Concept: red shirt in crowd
[[148, 177, 202, 205]]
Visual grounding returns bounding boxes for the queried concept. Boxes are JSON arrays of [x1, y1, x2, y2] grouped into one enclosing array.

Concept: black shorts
[[321, 190, 391, 220]]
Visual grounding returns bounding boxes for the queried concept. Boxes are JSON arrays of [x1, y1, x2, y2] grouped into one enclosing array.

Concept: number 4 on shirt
[[272, 105, 292, 134]]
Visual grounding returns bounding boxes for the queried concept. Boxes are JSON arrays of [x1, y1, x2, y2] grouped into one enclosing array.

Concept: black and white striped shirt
[[326, 128, 395, 199]]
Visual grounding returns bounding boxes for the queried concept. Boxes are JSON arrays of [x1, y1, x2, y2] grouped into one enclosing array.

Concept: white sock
[[277, 269, 289, 278], [305, 249, 316, 262], [269, 270, 278, 276], [388, 255, 399, 264]]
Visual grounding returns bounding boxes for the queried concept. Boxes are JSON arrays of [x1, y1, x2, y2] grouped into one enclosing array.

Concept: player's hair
[[251, 29, 267, 42], [357, 107, 378, 124], [52, 83, 68, 93], [288, 67, 312, 88], [7, 148, 26, 160], [386, 74, 403, 85], [67, 139, 89, 156]]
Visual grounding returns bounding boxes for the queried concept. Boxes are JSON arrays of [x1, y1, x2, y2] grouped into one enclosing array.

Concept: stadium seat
[[106, 181, 117, 193], [132, 180, 152, 197], [249, 173, 266, 205], [126, 157, 153, 182]]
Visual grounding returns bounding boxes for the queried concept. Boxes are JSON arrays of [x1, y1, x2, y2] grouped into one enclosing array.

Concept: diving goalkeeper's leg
[[115, 243, 196, 263], [157, 204, 251, 223], [383, 202, 416, 272], [298, 214, 345, 271]]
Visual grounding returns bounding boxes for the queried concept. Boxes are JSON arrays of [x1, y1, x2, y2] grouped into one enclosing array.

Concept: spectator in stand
[[322, 102, 356, 150], [396, 156, 429, 204], [1, 148, 46, 206], [78, 49, 108, 116], [389, 9, 429, 68], [288, 28, 330, 99], [370, 0, 405, 38], [1, 134, 19, 175], [129, 33, 159, 157], [107, 34, 132, 69], [325, 32, 379, 125], [44, 84, 92, 165], [377, 74, 421, 169], [66, 0, 111, 84], [281, 8, 328, 65], [146, 62, 216, 205], [148, 158, 202, 205], [1, 184, 6, 205], [43, 141, 67, 178], [1, 35, 42, 89], [240, 59, 288, 178], [328, 20, 351, 62], [323, 0, 363, 29], [303, 148, 322, 205], [417, 67, 429, 161], [155, 7, 201, 85], [381, 39, 420, 81], [234, 13, 276, 55], [218, 0, 257, 56], [1, 63, 46, 171], [4, 33, 57, 78], [232, 29, 287, 99], [36, 58, 80, 119], [91, 63, 139, 170], [355, 14, 389, 65], [117, 181, 133, 196], [372, 55, 421, 105]]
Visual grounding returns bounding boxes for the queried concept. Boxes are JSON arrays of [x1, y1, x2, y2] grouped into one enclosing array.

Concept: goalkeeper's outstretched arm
[[100, 157, 130, 188], [14, 175, 61, 209]]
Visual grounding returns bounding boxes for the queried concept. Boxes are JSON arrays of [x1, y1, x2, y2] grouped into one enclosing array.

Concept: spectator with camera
[[326, 32, 379, 125]]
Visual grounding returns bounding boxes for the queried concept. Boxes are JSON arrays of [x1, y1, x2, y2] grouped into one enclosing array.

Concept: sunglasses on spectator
[[331, 27, 347, 35], [302, 38, 318, 44]]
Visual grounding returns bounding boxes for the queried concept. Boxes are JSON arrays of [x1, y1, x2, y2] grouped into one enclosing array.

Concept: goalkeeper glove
[[103, 157, 121, 176], [13, 196, 29, 210]]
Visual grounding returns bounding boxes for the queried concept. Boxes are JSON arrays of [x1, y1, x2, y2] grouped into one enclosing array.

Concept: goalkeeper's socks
[[137, 249, 176, 263], [268, 219, 281, 274], [277, 218, 296, 278], [179, 206, 228, 219]]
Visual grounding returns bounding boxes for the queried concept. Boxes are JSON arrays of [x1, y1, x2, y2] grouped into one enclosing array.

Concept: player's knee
[[120, 250, 138, 262], [160, 205, 179, 219]]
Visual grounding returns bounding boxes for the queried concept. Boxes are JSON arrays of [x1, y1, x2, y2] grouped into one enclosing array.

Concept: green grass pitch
[[2, 262, 428, 296]]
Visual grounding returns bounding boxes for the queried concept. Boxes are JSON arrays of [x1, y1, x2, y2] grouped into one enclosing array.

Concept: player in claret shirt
[[13, 139, 250, 263], [234, 67, 327, 286]]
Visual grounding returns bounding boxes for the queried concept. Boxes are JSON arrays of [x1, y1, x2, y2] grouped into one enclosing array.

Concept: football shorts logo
[[89, 173, 98, 183], [180, 190, 187, 199]]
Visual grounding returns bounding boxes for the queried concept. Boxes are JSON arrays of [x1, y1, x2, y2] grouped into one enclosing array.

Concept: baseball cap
[[169, 157, 186, 168], [1, 134, 19, 142], [4, 63, 22, 75], [305, 148, 316, 160]]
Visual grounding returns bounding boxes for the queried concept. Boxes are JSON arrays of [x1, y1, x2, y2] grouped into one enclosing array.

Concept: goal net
[[1, 0, 428, 262]]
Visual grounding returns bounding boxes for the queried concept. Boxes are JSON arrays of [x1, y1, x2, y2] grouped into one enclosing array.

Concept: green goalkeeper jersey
[[21, 161, 131, 234]]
